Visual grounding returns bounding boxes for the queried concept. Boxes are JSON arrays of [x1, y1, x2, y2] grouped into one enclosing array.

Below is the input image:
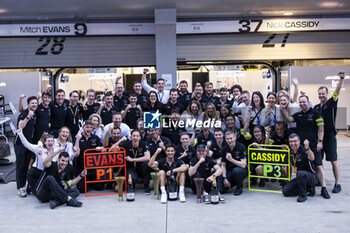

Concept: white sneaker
[[179, 190, 186, 203], [17, 187, 27, 198], [160, 193, 167, 204]]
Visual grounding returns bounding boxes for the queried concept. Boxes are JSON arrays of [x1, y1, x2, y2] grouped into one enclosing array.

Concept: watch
[[318, 139, 323, 142]]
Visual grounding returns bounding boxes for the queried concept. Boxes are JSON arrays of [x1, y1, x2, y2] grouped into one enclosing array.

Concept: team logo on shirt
[[144, 110, 161, 129]]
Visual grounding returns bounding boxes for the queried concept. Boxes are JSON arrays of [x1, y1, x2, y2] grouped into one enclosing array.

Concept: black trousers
[[282, 170, 318, 197], [14, 143, 34, 189], [27, 167, 43, 194], [127, 161, 151, 188], [191, 169, 224, 193], [227, 167, 248, 188], [36, 175, 79, 203]]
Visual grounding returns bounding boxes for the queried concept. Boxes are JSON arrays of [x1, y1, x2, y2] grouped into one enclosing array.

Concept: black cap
[[196, 144, 207, 150], [83, 120, 94, 126]]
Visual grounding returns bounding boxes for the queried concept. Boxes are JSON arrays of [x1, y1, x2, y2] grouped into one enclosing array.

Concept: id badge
[[293, 166, 297, 174]]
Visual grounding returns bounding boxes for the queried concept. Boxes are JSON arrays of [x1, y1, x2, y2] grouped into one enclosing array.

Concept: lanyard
[[271, 106, 277, 124], [69, 105, 78, 124], [132, 147, 138, 167], [58, 142, 68, 151], [254, 108, 262, 126], [158, 92, 164, 102]]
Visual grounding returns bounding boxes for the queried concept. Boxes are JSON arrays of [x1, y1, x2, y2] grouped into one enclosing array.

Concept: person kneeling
[[282, 134, 318, 202], [148, 144, 188, 204], [36, 150, 86, 209]]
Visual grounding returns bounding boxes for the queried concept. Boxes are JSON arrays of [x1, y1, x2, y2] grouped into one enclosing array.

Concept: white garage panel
[[0, 36, 155, 68], [177, 32, 350, 61]]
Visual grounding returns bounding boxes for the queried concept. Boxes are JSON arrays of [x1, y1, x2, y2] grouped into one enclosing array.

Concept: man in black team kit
[[66, 90, 83, 140], [161, 88, 185, 115], [178, 80, 192, 109], [283, 134, 318, 202], [132, 81, 148, 107], [121, 93, 142, 129], [281, 95, 330, 199], [82, 89, 100, 121], [49, 89, 69, 137], [97, 92, 119, 125], [120, 129, 151, 194], [15, 96, 37, 197], [39, 151, 86, 209], [221, 131, 248, 196], [314, 71, 345, 193]]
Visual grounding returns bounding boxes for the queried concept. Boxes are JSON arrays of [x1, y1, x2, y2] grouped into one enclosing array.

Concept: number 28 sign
[[84, 148, 126, 197]]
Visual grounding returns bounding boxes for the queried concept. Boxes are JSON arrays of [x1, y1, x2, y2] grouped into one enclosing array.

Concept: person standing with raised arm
[[141, 68, 169, 104]]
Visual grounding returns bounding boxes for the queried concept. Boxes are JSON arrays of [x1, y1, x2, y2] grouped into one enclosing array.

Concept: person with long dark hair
[[142, 90, 162, 112]]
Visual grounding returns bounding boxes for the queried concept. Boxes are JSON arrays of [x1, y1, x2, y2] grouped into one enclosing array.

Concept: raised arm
[[141, 68, 155, 94], [17, 129, 39, 153], [333, 71, 345, 101], [292, 78, 299, 103], [18, 94, 26, 112]]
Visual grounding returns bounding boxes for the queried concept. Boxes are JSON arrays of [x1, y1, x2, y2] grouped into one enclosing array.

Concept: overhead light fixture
[[283, 12, 294, 16], [320, 2, 339, 8], [0, 8, 7, 14], [0, 82, 7, 87]]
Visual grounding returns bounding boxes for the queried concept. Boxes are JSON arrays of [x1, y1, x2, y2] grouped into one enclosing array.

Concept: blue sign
[[143, 110, 161, 129]]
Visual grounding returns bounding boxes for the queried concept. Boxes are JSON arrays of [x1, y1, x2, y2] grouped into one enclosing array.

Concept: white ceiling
[[0, 0, 349, 22]]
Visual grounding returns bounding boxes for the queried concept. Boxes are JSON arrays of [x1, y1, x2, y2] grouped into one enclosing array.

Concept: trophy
[[115, 176, 125, 201], [193, 178, 204, 203], [151, 172, 161, 200]]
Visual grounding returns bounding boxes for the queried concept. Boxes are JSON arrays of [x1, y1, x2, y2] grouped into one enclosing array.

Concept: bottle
[[167, 169, 178, 200], [210, 175, 219, 204], [126, 174, 134, 202]]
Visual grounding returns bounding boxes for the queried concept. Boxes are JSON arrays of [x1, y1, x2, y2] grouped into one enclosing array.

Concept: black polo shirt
[[195, 132, 215, 147], [82, 102, 100, 121], [120, 140, 149, 169], [77, 134, 102, 168], [49, 99, 69, 130], [157, 157, 184, 172], [189, 156, 217, 178], [191, 97, 207, 111], [209, 140, 227, 160], [161, 101, 185, 115], [136, 93, 148, 107], [114, 93, 129, 111], [292, 108, 322, 146], [292, 146, 316, 174], [16, 109, 36, 144], [123, 107, 141, 129], [214, 99, 233, 111], [175, 145, 195, 164], [33, 103, 50, 143], [100, 105, 119, 125], [202, 94, 219, 105], [147, 136, 171, 159], [65, 103, 83, 136], [161, 127, 185, 146], [178, 92, 192, 109], [314, 98, 338, 134], [45, 162, 71, 189], [222, 142, 247, 171], [269, 129, 292, 145], [107, 137, 119, 148]]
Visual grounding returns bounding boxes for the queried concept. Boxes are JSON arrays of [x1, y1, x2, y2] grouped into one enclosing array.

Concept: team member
[[38, 151, 85, 209], [221, 131, 248, 195], [74, 120, 103, 193], [188, 144, 223, 203], [15, 96, 37, 197], [190, 126, 215, 148], [97, 92, 120, 125], [146, 128, 171, 160], [281, 95, 330, 199], [121, 93, 142, 129], [244, 91, 265, 130], [121, 129, 152, 194], [177, 80, 192, 108], [191, 84, 207, 110], [103, 126, 123, 148], [214, 87, 232, 112], [132, 81, 148, 106], [142, 91, 162, 112], [175, 132, 195, 164], [180, 100, 203, 135], [65, 91, 83, 140], [102, 112, 131, 141], [77, 113, 104, 140], [314, 71, 345, 193], [202, 82, 218, 105], [161, 88, 185, 115], [141, 68, 170, 103], [148, 144, 188, 203], [265, 121, 291, 146], [49, 89, 69, 137], [82, 89, 100, 121], [233, 90, 250, 127], [230, 84, 243, 109], [282, 134, 318, 202], [113, 80, 129, 111], [136, 118, 148, 141], [209, 128, 227, 165]]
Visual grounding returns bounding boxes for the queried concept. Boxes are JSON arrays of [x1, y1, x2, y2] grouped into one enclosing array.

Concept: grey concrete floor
[[0, 135, 350, 233]]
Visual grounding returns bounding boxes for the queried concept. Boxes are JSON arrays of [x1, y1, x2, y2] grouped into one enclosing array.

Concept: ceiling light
[[320, 2, 339, 8], [283, 12, 294, 16], [0, 8, 7, 14]]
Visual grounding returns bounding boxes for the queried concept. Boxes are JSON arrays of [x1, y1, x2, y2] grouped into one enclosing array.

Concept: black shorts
[[321, 134, 337, 162], [312, 147, 323, 166]]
